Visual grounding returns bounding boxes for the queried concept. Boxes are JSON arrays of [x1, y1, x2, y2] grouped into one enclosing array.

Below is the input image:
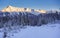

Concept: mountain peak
[[7, 5, 13, 8]]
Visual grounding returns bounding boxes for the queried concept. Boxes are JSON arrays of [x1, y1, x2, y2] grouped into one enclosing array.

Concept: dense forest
[[0, 11, 60, 28]]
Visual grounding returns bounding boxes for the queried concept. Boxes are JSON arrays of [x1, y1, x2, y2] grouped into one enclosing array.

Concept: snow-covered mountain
[[0, 5, 60, 38], [1, 5, 46, 13]]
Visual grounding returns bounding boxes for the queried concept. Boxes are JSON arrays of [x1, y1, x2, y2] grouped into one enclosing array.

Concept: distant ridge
[[1, 5, 46, 13]]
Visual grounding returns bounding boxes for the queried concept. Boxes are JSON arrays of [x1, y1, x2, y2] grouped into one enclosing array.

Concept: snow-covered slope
[[10, 23, 60, 38], [0, 23, 60, 38]]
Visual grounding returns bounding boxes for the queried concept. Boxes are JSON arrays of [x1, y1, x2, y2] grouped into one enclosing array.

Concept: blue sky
[[0, 0, 60, 10]]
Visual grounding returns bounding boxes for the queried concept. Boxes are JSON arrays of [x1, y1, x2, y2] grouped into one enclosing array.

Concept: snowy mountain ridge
[[1, 5, 46, 13]]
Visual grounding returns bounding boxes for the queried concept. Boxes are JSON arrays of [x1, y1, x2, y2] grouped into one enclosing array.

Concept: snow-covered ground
[[0, 23, 60, 38]]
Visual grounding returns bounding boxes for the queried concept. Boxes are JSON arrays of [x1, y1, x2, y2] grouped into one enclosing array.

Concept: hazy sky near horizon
[[0, 0, 60, 10]]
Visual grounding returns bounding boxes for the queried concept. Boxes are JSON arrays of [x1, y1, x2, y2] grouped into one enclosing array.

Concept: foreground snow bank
[[10, 23, 60, 38]]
